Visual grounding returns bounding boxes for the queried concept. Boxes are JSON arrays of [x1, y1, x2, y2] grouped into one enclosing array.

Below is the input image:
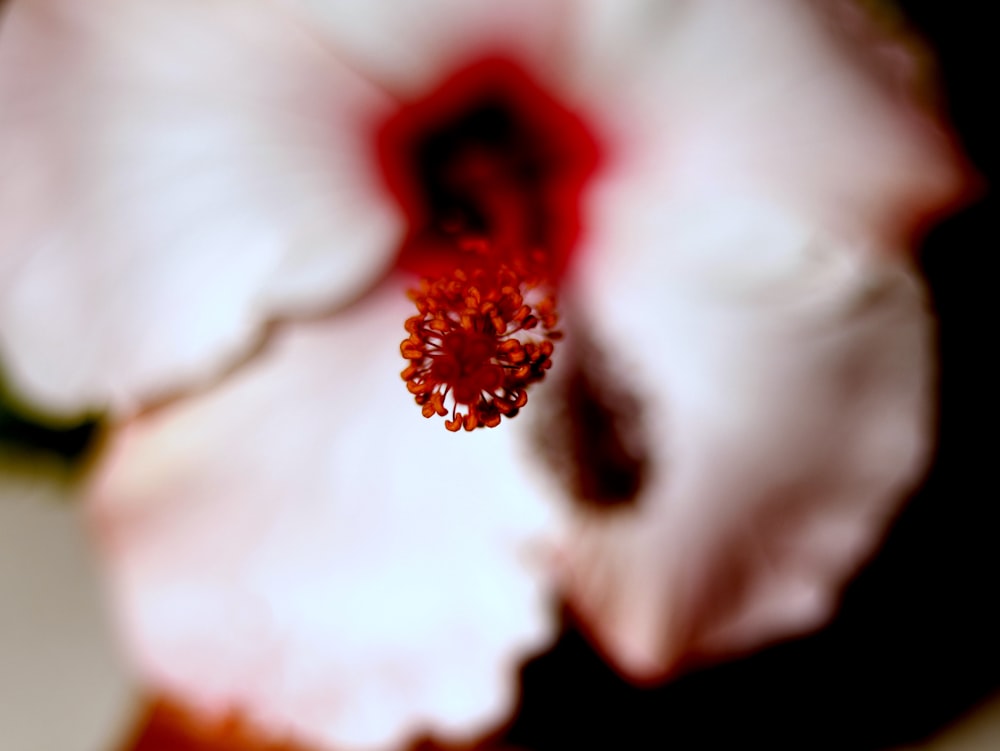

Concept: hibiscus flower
[[0, 0, 968, 749]]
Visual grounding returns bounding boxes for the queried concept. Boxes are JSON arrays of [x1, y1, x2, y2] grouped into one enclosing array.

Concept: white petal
[[563, 0, 968, 245], [86, 279, 560, 750], [557, 195, 933, 680], [0, 0, 402, 418], [280, 0, 574, 96], [0, 467, 139, 751]]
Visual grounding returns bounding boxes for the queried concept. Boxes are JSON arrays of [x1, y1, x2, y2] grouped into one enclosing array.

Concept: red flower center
[[378, 58, 599, 430]]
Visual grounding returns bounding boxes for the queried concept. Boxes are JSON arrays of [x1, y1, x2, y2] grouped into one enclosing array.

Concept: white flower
[[0, 0, 968, 749]]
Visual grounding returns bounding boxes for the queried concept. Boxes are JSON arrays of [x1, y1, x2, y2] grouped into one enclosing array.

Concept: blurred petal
[[0, 0, 401, 418], [0, 468, 139, 751], [280, 0, 574, 96], [86, 279, 560, 750], [558, 194, 933, 679], [563, 0, 968, 245]]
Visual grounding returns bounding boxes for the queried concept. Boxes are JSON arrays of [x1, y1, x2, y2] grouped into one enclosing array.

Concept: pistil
[[378, 57, 598, 431]]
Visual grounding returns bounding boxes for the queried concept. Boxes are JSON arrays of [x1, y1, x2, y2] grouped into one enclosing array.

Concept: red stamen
[[400, 262, 560, 431]]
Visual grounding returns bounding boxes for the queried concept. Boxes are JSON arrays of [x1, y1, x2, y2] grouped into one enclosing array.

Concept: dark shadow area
[[0, 381, 100, 463]]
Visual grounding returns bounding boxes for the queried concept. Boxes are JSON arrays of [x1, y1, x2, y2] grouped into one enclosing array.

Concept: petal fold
[[558, 195, 934, 680], [0, 0, 402, 418]]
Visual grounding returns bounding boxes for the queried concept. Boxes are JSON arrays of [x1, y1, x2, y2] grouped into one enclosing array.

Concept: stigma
[[400, 261, 560, 431]]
